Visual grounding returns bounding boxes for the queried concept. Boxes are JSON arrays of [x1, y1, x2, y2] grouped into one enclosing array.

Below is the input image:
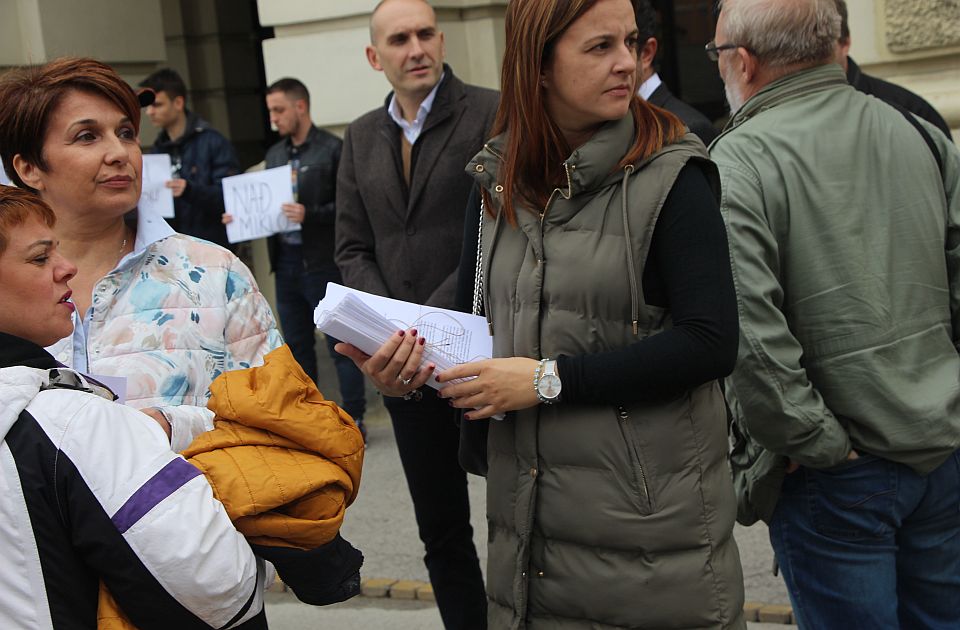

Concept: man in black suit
[[335, 0, 497, 627], [834, 0, 952, 140], [635, 0, 717, 145], [636, 0, 718, 144]]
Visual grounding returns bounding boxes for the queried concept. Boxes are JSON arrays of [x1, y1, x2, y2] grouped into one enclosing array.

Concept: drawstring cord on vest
[[620, 164, 640, 336]]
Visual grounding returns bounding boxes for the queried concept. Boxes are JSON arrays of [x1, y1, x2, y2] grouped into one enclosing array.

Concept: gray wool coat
[[335, 66, 499, 309]]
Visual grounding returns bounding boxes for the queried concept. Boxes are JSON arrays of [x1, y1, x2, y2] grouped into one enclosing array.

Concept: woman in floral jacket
[[0, 57, 282, 452]]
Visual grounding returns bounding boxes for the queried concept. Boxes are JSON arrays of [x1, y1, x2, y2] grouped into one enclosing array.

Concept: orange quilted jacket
[[98, 344, 364, 628]]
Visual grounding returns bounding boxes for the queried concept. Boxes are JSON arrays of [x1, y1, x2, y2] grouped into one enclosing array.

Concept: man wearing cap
[[140, 68, 240, 248]]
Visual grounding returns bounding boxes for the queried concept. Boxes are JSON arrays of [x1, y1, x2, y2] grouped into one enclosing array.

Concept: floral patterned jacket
[[48, 223, 282, 452]]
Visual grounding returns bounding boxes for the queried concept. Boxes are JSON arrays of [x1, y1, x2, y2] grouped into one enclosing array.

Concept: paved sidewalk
[[264, 345, 791, 628], [266, 589, 790, 629]]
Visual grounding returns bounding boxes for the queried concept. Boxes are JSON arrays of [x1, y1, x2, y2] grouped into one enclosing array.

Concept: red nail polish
[[419, 337, 426, 346], [411, 329, 418, 337], [464, 414, 472, 421], [397, 330, 405, 337]]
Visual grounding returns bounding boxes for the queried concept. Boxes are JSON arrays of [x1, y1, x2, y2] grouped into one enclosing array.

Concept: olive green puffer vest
[[467, 114, 745, 630]]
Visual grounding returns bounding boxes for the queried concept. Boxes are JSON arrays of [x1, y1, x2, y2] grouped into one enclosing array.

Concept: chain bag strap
[[460, 193, 489, 477], [472, 197, 485, 317]]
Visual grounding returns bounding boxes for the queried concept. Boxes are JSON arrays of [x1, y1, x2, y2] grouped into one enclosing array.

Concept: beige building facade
[[2, 1, 954, 138], [256, 0, 959, 139], [257, 0, 508, 136], [2, 0, 957, 289], [2, 0, 957, 164], [845, 0, 959, 138], [0, 0, 270, 166]]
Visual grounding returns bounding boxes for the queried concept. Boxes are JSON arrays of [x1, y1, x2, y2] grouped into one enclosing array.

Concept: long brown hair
[[490, 0, 686, 224]]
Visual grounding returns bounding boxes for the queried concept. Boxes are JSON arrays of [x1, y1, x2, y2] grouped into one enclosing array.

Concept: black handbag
[[457, 198, 490, 477]]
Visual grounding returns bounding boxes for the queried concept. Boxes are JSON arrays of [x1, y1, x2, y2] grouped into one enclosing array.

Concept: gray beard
[[725, 83, 745, 115]]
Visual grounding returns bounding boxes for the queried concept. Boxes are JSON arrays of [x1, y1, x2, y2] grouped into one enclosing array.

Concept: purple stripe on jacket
[[112, 458, 202, 533]]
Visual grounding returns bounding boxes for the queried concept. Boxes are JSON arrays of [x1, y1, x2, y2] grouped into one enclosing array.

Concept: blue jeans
[[275, 249, 366, 423], [769, 450, 960, 629]]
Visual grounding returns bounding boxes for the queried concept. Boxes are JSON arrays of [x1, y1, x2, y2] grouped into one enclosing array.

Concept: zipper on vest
[[540, 162, 573, 223], [617, 405, 650, 503], [619, 165, 640, 336]]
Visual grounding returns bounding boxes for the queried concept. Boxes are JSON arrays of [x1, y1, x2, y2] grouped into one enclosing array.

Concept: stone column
[[0, 0, 166, 97]]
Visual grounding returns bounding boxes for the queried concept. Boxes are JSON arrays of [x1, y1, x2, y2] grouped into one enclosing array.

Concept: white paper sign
[[223, 165, 298, 244], [139, 154, 175, 218]]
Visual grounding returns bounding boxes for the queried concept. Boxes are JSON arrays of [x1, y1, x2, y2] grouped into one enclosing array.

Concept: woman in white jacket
[[0, 186, 271, 628]]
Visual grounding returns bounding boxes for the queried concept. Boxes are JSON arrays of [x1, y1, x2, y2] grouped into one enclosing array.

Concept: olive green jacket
[[710, 64, 960, 524], [468, 114, 745, 629]]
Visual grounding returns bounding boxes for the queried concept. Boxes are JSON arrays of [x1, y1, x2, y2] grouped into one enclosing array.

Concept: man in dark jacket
[[636, 0, 718, 144], [263, 77, 366, 437], [140, 68, 241, 248], [335, 0, 497, 627], [834, 0, 952, 139]]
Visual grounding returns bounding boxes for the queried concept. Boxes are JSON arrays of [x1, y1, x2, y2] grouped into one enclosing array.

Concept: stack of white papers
[[314, 283, 493, 393]]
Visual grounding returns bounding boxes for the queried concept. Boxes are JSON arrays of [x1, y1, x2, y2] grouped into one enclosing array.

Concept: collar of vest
[[469, 112, 636, 200]]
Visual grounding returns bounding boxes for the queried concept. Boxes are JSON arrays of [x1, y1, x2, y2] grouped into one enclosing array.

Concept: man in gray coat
[[335, 0, 498, 627], [711, 0, 960, 627]]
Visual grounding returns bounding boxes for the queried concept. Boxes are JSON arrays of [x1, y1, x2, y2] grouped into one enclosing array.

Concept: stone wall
[[886, 0, 960, 52]]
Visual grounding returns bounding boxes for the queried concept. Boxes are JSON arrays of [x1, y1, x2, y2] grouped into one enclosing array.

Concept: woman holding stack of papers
[[435, 0, 746, 627]]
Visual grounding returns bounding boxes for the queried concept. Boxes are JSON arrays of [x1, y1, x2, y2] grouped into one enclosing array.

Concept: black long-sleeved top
[[455, 162, 737, 404]]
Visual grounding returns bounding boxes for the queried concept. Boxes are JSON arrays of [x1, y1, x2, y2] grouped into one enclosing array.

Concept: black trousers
[[384, 392, 487, 629]]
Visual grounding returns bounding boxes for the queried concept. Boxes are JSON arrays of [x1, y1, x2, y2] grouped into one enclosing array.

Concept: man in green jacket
[[710, 0, 960, 628]]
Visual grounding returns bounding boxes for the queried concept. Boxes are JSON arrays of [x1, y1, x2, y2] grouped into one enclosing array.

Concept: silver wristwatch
[[534, 359, 562, 404]]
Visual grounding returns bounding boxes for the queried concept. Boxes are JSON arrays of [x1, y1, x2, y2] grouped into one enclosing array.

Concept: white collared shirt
[[387, 72, 445, 145], [638, 72, 663, 101]]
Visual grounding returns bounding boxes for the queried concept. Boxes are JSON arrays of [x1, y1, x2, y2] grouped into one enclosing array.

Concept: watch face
[[538, 374, 562, 399]]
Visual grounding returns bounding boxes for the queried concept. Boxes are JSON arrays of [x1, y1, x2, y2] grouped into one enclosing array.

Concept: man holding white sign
[[140, 68, 240, 249], [261, 78, 366, 437], [222, 164, 299, 243]]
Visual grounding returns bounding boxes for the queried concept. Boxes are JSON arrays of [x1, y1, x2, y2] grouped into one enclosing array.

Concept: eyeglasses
[[705, 40, 742, 62]]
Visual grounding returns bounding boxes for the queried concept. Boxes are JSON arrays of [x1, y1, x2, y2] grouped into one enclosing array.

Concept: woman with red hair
[[438, 0, 746, 626], [0, 186, 273, 627], [0, 58, 281, 452]]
